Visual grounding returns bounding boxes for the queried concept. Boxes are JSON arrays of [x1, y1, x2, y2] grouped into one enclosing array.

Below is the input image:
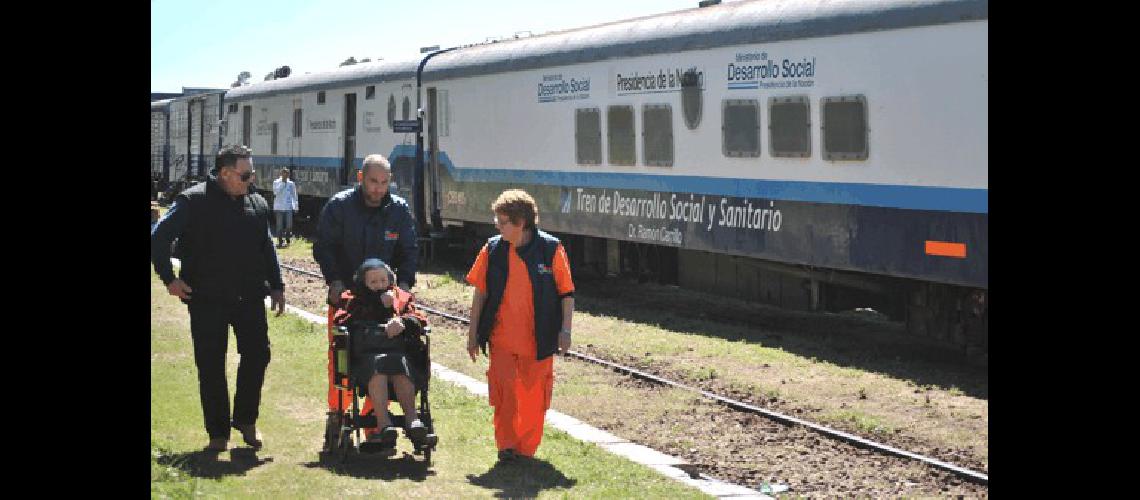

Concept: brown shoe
[[205, 438, 228, 452], [236, 425, 263, 450]]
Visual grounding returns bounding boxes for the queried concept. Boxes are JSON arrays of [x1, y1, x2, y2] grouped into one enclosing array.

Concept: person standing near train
[[272, 168, 299, 248], [150, 144, 285, 453], [313, 153, 418, 450], [465, 189, 575, 462]]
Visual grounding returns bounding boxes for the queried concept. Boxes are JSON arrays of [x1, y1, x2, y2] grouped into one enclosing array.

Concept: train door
[[242, 105, 252, 148], [190, 99, 202, 177], [342, 93, 357, 187], [290, 99, 302, 167], [426, 88, 440, 228], [162, 111, 170, 184], [171, 102, 187, 183], [202, 95, 220, 173]]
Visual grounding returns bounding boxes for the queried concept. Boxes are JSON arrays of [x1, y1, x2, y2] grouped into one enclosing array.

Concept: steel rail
[[278, 262, 988, 485]]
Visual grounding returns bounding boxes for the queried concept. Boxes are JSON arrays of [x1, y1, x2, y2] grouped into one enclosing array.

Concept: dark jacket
[[475, 229, 568, 360], [313, 186, 418, 288], [151, 171, 283, 302]]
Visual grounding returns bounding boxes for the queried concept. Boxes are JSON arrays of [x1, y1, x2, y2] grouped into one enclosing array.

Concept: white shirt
[[272, 178, 299, 211]]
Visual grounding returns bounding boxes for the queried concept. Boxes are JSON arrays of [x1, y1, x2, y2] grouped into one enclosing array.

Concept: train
[[151, 90, 226, 195], [151, 0, 988, 358]]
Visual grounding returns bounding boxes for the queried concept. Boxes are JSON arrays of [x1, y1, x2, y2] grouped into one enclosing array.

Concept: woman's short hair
[[491, 189, 538, 230]]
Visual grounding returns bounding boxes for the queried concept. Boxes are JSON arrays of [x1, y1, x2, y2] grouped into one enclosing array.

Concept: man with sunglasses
[[151, 144, 286, 453]]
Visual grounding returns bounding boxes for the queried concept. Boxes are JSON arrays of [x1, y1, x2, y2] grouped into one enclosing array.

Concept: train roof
[[151, 99, 173, 111], [422, 0, 987, 81], [225, 59, 420, 102]]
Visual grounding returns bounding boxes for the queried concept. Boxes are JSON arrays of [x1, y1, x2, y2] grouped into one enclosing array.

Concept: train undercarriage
[[444, 222, 988, 365]]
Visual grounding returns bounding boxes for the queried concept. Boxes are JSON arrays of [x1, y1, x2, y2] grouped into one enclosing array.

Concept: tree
[[340, 56, 357, 67]]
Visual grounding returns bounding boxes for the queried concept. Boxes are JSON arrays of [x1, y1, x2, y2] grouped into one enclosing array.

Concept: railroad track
[[280, 263, 988, 486]]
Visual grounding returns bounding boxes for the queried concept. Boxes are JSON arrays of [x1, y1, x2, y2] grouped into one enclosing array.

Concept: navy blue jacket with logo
[[313, 186, 418, 289], [475, 229, 572, 361]]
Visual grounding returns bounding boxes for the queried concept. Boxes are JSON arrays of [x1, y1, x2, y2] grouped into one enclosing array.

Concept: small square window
[[769, 96, 810, 158], [607, 105, 635, 166], [822, 95, 868, 161], [722, 100, 760, 158], [575, 108, 602, 165], [642, 104, 673, 167], [366, 85, 375, 100], [318, 91, 326, 105]]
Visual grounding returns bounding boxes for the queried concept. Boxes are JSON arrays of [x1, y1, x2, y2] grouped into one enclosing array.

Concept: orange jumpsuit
[[327, 287, 416, 435], [466, 241, 574, 457]]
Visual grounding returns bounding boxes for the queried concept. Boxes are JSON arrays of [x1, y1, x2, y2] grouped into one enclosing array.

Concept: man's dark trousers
[[188, 297, 271, 440]]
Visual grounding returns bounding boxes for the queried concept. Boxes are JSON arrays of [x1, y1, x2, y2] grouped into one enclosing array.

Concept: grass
[[817, 410, 895, 436], [151, 273, 710, 499], [272, 234, 315, 261], [410, 264, 988, 467]]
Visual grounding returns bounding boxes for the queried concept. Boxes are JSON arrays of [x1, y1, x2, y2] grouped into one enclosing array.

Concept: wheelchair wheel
[[322, 415, 341, 454], [338, 428, 354, 463]]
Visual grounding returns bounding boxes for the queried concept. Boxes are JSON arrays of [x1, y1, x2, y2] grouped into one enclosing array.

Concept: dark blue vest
[[475, 228, 566, 360]]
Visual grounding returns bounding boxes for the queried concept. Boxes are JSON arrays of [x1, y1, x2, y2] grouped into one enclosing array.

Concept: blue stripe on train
[[257, 147, 988, 214]]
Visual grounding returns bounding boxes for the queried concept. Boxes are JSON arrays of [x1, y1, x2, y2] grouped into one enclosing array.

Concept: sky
[[152, 0, 710, 92]]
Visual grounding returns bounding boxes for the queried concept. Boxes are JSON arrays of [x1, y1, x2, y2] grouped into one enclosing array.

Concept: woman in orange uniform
[[465, 189, 575, 462]]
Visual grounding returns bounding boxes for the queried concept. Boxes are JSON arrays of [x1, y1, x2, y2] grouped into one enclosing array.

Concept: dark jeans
[[188, 297, 272, 440]]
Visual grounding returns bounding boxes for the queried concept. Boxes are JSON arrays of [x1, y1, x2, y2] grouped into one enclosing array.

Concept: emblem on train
[[727, 52, 816, 90], [537, 73, 591, 103]]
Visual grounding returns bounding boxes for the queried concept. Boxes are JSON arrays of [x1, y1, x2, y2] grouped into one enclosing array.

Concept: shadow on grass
[[466, 457, 577, 498], [301, 451, 435, 481], [155, 447, 273, 479]]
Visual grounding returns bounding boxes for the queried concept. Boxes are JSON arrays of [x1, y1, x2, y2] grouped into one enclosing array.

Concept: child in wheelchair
[[333, 258, 429, 451]]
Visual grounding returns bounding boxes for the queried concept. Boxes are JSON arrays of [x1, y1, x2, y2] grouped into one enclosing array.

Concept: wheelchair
[[323, 318, 439, 465]]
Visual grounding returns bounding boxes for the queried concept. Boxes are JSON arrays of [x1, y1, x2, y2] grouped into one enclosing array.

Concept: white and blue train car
[[419, 0, 988, 347], [151, 99, 172, 186], [222, 60, 424, 217], [167, 90, 226, 188]]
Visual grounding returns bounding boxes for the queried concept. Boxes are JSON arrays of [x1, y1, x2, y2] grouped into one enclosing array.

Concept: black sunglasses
[[237, 170, 255, 182]]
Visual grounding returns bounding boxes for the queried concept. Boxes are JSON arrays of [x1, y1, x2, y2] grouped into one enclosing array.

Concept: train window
[[271, 123, 278, 155], [366, 85, 375, 100], [769, 96, 810, 158], [293, 108, 302, 138], [318, 91, 326, 105], [681, 68, 703, 130], [607, 105, 635, 166], [722, 99, 760, 157], [388, 95, 397, 129], [402, 96, 411, 121], [822, 95, 868, 161], [575, 108, 602, 165], [228, 103, 238, 114], [642, 104, 673, 167]]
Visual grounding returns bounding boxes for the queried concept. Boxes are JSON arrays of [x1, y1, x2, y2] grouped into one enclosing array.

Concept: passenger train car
[[222, 60, 423, 217], [154, 90, 226, 194], [151, 99, 171, 185], [178, 0, 988, 354]]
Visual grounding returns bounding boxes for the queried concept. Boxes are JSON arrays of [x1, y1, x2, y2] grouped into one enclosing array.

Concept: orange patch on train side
[[925, 241, 966, 258]]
